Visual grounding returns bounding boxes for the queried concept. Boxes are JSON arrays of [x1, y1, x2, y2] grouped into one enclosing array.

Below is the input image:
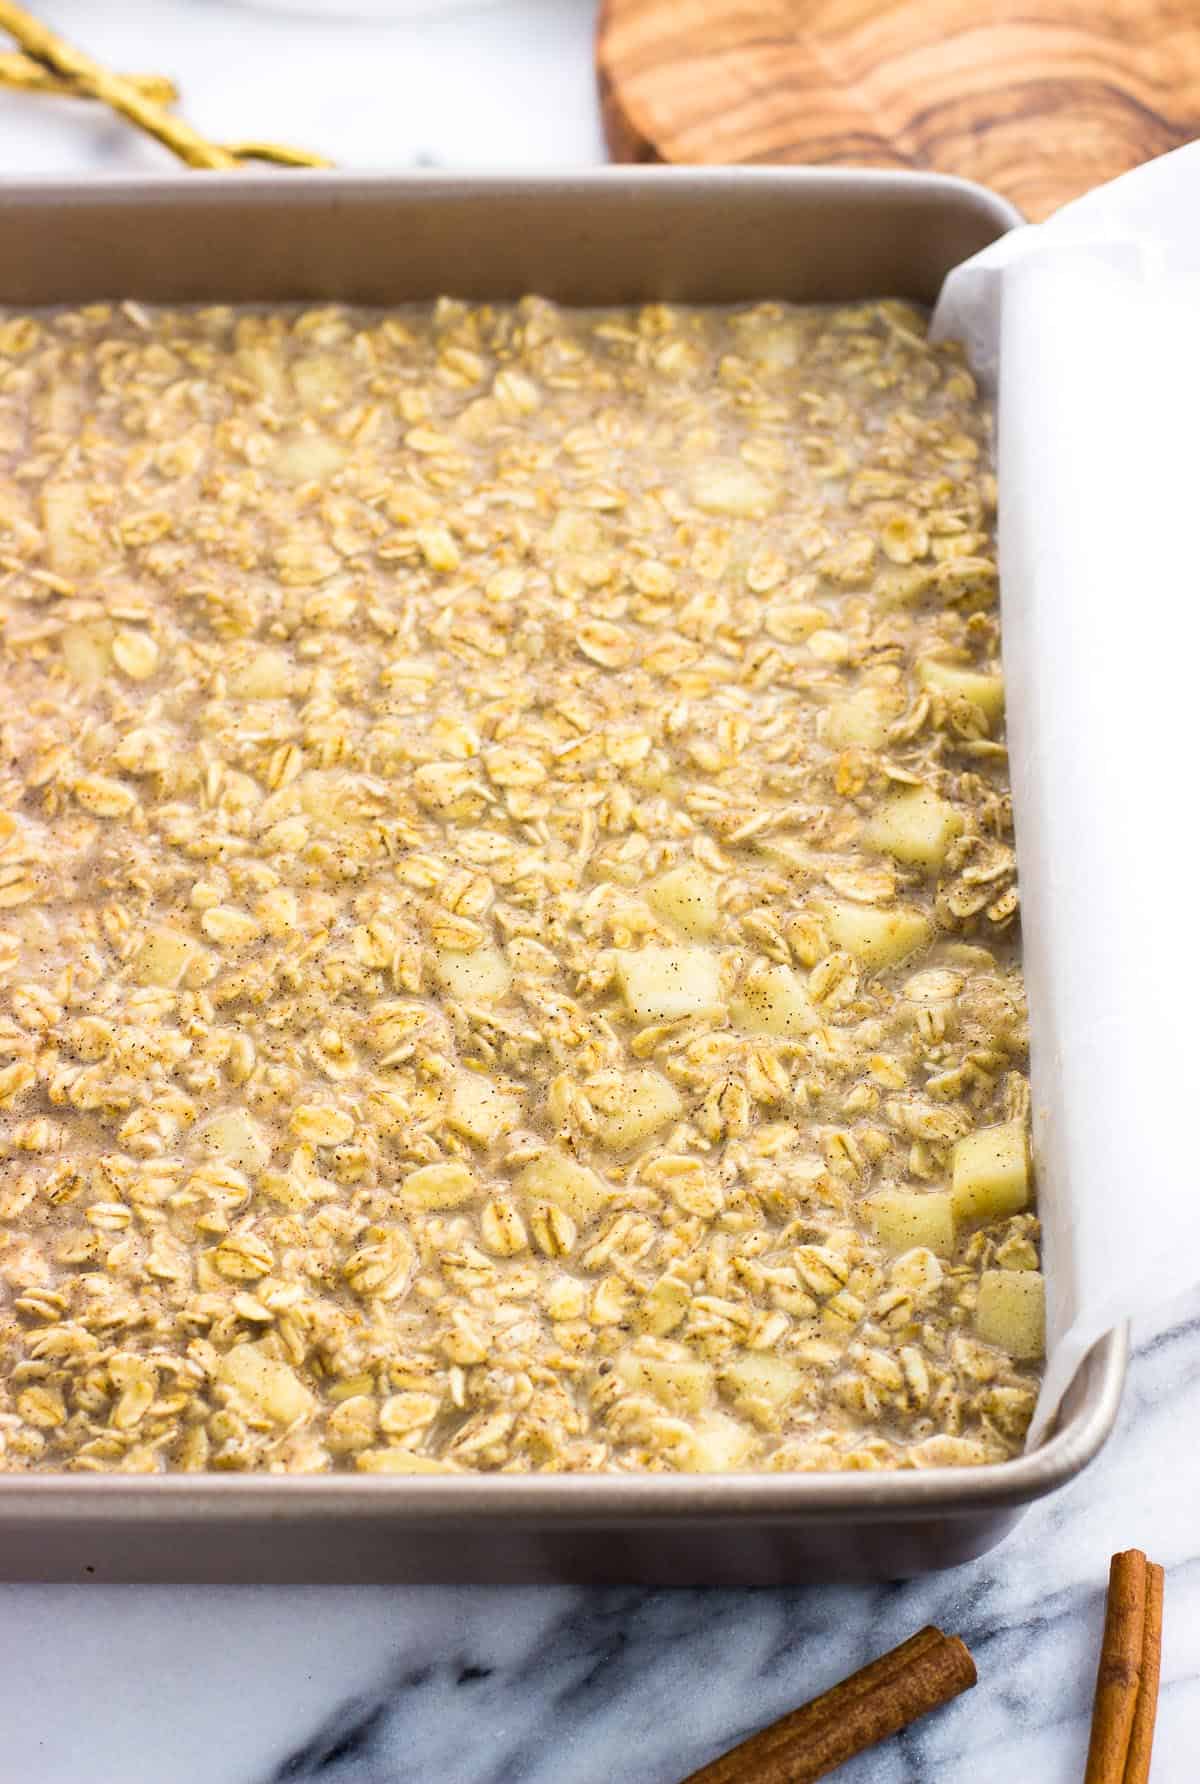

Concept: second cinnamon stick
[[1123, 1561, 1165, 1784], [681, 1626, 976, 1784], [1085, 1550, 1150, 1784]]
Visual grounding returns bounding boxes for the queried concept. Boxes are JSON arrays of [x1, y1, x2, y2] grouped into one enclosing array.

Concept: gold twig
[[0, 51, 178, 104], [223, 140, 332, 169], [0, 1, 237, 167], [0, 1, 327, 170]]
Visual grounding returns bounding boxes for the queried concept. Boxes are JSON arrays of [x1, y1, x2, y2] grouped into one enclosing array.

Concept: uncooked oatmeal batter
[[0, 297, 1042, 1474]]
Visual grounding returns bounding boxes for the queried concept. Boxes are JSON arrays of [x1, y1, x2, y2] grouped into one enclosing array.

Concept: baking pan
[[0, 168, 1126, 1583]]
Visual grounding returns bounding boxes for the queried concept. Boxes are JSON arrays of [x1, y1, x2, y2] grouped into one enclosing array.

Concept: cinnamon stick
[[1122, 1561, 1165, 1784], [680, 1626, 976, 1784], [1085, 1551, 1153, 1783]]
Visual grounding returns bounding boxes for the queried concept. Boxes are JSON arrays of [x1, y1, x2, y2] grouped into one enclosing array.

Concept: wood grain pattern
[[597, 0, 1200, 218]]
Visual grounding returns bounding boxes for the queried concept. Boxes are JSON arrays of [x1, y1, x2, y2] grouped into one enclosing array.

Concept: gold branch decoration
[[0, 53, 178, 103], [0, 1, 330, 169]]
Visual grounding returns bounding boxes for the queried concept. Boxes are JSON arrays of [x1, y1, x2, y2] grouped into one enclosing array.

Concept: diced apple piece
[[732, 964, 818, 1037], [42, 482, 99, 575], [196, 1108, 272, 1175], [919, 658, 1005, 726], [595, 1071, 683, 1150], [62, 622, 112, 687], [823, 686, 902, 751], [616, 1349, 714, 1414], [446, 1071, 521, 1145], [293, 353, 351, 411], [975, 1269, 1045, 1359], [0, 479, 32, 542], [236, 343, 289, 402], [132, 926, 198, 989], [637, 1274, 690, 1336], [865, 1189, 955, 1257], [952, 1121, 1030, 1224], [719, 1353, 804, 1409], [356, 1448, 453, 1474], [229, 649, 293, 700], [648, 863, 721, 939], [516, 1151, 614, 1223], [299, 775, 346, 824], [36, 382, 81, 437], [217, 1342, 314, 1426], [273, 436, 348, 483], [432, 946, 511, 1003], [615, 945, 723, 1023], [691, 463, 776, 518], [675, 1410, 756, 1472], [864, 786, 963, 870], [401, 1161, 478, 1210], [824, 901, 931, 972], [749, 325, 801, 371]]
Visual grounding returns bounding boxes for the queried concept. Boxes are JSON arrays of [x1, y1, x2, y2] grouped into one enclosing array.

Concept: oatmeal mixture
[[0, 297, 1043, 1475]]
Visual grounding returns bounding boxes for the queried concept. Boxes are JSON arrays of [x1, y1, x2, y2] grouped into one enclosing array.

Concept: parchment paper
[[932, 144, 1200, 1444]]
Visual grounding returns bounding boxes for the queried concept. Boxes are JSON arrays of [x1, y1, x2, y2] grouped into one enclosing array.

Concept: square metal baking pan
[[0, 168, 1125, 1583]]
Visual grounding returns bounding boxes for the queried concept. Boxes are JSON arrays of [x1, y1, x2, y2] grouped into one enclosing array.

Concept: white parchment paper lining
[[931, 144, 1200, 1444]]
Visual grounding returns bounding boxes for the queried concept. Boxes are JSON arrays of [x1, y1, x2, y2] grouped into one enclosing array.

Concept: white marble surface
[[1, 5, 1197, 1781]]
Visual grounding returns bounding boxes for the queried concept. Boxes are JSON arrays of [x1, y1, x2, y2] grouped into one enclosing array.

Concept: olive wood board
[[597, 0, 1200, 219]]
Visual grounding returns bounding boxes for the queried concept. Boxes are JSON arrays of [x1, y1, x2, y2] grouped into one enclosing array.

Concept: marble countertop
[[2, 5, 1197, 1780]]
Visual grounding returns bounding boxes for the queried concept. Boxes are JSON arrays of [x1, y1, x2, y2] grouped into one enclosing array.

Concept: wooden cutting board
[[597, 0, 1200, 219]]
